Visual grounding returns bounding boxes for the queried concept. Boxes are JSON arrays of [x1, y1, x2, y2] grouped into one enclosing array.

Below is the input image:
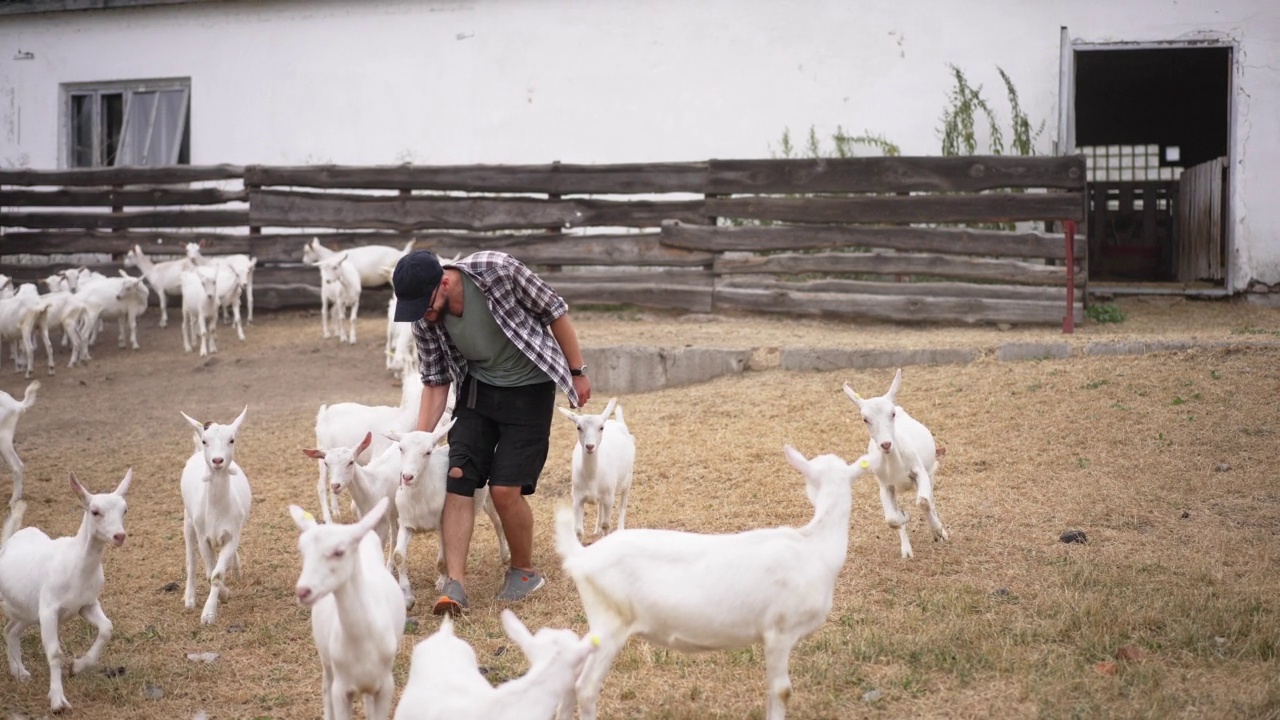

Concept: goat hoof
[[12, 668, 30, 682]]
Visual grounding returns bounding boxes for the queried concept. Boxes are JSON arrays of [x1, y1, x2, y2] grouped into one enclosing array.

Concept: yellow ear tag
[[589, 634, 602, 647], [302, 511, 315, 523], [859, 459, 871, 469], [853, 392, 862, 400]]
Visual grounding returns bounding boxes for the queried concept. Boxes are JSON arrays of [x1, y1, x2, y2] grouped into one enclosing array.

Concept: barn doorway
[[1064, 42, 1232, 289]]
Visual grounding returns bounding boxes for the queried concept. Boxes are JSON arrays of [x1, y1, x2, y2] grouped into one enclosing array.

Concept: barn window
[[63, 78, 191, 168]]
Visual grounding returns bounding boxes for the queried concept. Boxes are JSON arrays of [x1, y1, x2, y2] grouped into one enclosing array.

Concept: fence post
[[1062, 220, 1077, 334]]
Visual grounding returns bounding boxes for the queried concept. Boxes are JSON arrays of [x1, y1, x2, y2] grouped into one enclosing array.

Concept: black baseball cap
[[392, 250, 444, 322]]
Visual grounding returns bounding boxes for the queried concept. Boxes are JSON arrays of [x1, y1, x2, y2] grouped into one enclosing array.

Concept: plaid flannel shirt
[[411, 251, 579, 407]]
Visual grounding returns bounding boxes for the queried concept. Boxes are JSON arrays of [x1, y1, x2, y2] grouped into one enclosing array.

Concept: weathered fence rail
[[0, 156, 1086, 325]]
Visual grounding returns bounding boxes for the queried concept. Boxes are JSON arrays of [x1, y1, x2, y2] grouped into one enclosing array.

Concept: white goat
[[54, 268, 107, 293], [312, 369, 455, 522], [6, 285, 58, 377], [557, 398, 635, 540], [385, 421, 509, 610], [123, 244, 190, 328], [0, 292, 49, 378], [317, 253, 361, 344], [290, 497, 405, 720], [201, 261, 247, 342], [74, 273, 150, 351], [0, 469, 132, 713], [385, 297, 412, 376], [844, 368, 948, 559], [303, 237, 414, 288], [184, 241, 256, 324], [555, 446, 873, 720], [180, 265, 220, 357], [302, 432, 401, 552], [393, 609, 597, 720], [179, 407, 251, 625], [19, 286, 91, 368], [0, 381, 39, 508]]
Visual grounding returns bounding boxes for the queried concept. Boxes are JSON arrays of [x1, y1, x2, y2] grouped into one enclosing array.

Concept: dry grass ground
[[0, 295, 1277, 720]]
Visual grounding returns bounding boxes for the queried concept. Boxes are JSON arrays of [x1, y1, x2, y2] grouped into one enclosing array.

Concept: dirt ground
[[0, 294, 1277, 719]]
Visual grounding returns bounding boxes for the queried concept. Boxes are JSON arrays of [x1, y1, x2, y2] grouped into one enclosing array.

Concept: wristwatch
[[570, 365, 588, 377]]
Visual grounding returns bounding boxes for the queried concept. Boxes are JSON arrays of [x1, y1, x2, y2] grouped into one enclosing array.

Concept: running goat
[[0, 469, 132, 713], [844, 368, 949, 558], [290, 497, 404, 720]]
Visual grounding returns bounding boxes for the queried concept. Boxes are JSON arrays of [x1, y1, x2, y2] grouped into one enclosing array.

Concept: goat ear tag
[[589, 634, 601, 647], [302, 511, 315, 523], [859, 459, 871, 469]]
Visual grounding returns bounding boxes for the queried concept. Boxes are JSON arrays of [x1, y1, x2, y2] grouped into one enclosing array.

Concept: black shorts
[[447, 375, 556, 497]]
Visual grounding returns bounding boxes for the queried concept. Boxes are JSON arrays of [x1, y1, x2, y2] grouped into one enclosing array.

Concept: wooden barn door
[[1176, 156, 1227, 282]]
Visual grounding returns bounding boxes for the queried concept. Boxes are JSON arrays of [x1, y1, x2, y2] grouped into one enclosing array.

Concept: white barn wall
[[0, 0, 1276, 287]]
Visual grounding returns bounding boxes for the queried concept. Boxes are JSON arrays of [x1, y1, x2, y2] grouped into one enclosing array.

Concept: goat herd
[[0, 238, 950, 720]]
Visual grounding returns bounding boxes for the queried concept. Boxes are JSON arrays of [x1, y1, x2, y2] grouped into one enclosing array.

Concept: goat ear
[[383, 431, 402, 443], [114, 468, 133, 496], [439, 613, 455, 635], [500, 609, 533, 647], [601, 398, 618, 420], [351, 496, 388, 539], [434, 418, 456, 439], [288, 504, 318, 531], [69, 472, 91, 507], [180, 411, 204, 433], [886, 369, 903, 401], [302, 448, 326, 460], [842, 383, 863, 407], [229, 405, 249, 434], [782, 445, 810, 474], [556, 406, 578, 422], [356, 432, 373, 456]]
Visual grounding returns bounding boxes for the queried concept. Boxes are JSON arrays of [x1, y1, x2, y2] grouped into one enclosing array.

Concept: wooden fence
[[0, 156, 1086, 325]]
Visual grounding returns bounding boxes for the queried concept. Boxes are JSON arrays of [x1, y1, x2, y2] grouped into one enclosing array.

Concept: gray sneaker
[[432, 578, 469, 616], [496, 568, 545, 602]]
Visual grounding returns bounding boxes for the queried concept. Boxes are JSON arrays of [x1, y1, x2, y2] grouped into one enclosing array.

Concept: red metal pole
[[1062, 220, 1077, 334]]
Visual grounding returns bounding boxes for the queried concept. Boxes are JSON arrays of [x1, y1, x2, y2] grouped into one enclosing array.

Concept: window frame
[[60, 77, 191, 169]]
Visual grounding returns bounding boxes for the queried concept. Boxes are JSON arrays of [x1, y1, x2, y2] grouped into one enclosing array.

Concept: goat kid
[[302, 432, 401, 552], [394, 609, 597, 720], [317, 253, 361, 344], [555, 446, 873, 720], [556, 398, 635, 539], [0, 380, 39, 508], [180, 407, 251, 625], [0, 470, 132, 713], [180, 265, 220, 357], [290, 497, 405, 720], [386, 421, 510, 610], [844, 368, 948, 559]]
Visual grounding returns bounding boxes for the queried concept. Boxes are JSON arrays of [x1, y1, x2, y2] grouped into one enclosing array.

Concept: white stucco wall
[[1, 0, 1276, 288]]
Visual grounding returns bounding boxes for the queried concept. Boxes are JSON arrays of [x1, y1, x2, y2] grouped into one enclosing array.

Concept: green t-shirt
[[443, 272, 550, 387]]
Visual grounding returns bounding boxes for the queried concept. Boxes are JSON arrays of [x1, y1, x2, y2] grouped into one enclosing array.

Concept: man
[[392, 249, 591, 616]]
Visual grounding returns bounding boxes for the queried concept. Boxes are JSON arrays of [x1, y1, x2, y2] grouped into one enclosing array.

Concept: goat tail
[[1, 500, 26, 547], [554, 504, 583, 560], [18, 380, 39, 411]]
